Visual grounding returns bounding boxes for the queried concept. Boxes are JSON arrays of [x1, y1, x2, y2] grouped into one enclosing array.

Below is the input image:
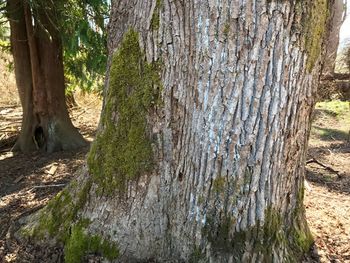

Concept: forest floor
[[0, 73, 102, 261], [1, 58, 350, 261], [305, 101, 350, 263]]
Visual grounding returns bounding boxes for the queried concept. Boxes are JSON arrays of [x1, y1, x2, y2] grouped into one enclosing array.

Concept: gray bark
[[23, 0, 335, 262], [83, 0, 331, 261]]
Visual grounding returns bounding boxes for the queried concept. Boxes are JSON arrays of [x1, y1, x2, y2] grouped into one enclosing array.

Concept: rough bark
[[323, 0, 346, 76], [21, 0, 336, 262], [7, 0, 87, 153]]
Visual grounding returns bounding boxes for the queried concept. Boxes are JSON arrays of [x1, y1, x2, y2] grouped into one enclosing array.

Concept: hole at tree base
[[34, 126, 46, 149]]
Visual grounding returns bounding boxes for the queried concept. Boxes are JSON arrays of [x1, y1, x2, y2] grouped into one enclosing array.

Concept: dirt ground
[[304, 103, 350, 263], [0, 60, 349, 261], [0, 89, 102, 262]]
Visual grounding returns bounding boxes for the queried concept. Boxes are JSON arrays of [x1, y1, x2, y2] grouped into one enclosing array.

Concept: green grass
[[311, 100, 350, 143], [315, 101, 349, 118]]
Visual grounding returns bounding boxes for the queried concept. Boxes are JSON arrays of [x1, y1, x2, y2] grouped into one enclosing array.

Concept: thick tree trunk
[[7, 0, 87, 153], [21, 0, 335, 262]]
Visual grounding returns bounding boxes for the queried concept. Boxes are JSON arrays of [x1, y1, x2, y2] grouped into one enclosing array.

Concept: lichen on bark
[[87, 28, 162, 194]]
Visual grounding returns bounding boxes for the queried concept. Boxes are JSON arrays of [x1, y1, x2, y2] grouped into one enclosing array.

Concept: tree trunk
[[22, 0, 335, 262], [7, 0, 87, 153], [323, 0, 346, 76]]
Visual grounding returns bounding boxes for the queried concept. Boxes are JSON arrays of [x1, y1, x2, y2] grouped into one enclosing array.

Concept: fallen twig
[[72, 109, 87, 118], [0, 129, 19, 133], [14, 175, 24, 183], [31, 184, 66, 190], [306, 158, 340, 175]]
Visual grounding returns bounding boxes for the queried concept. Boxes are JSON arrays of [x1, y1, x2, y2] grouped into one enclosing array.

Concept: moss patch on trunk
[[151, 0, 163, 30], [202, 205, 313, 262], [20, 178, 119, 262], [87, 28, 162, 194], [64, 222, 119, 263], [302, 0, 330, 72]]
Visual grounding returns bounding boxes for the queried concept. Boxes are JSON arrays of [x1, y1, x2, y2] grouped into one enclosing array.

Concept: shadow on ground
[[306, 140, 350, 195], [0, 137, 89, 260], [312, 126, 349, 142]]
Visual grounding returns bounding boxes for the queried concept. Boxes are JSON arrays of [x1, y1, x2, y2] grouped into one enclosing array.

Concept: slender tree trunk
[[323, 0, 346, 76], [22, 0, 336, 262], [7, 0, 87, 153], [7, 0, 36, 152]]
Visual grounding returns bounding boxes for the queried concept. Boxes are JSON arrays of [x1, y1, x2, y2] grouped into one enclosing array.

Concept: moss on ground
[[87, 28, 162, 194]]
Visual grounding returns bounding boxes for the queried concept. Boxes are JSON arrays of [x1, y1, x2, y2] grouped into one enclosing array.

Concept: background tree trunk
[[323, 0, 346, 76], [7, 0, 87, 153], [7, 0, 36, 152], [24, 0, 335, 262]]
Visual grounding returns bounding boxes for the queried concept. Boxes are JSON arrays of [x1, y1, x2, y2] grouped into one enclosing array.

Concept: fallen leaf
[[47, 164, 58, 175]]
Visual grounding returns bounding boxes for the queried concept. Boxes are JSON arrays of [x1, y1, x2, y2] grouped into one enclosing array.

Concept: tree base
[[13, 116, 88, 153]]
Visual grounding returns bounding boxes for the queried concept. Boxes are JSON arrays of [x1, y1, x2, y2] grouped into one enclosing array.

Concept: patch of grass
[[311, 101, 350, 144], [315, 101, 350, 118]]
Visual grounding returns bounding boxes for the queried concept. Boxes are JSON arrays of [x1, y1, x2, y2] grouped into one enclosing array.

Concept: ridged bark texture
[[62, 0, 333, 262]]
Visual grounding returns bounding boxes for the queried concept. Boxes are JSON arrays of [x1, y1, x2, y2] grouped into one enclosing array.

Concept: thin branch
[[31, 184, 66, 190], [306, 158, 341, 175]]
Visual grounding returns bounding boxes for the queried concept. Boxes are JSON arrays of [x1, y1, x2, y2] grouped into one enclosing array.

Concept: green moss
[[197, 194, 205, 205], [23, 179, 91, 241], [291, 228, 314, 253], [22, 179, 118, 262], [244, 167, 253, 185], [302, 0, 330, 72], [223, 23, 230, 36], [151, 0, 162, 30], [212, 176, 226, 193], [87, 28, 162, 194], [32, 179, 93, 241], [35, 189, 74, 239], [289, 185, 314, 253], [65, 222, 119, 263], [202, 205, 312, 261], [189, 246, 206, 263]]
